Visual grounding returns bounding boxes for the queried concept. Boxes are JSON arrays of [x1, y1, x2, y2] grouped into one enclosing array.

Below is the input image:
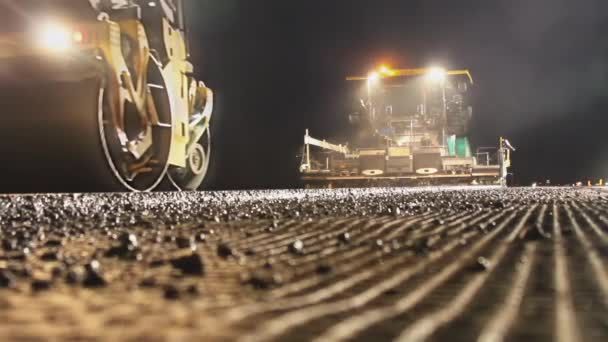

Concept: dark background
[[188, 0, 608, 189]]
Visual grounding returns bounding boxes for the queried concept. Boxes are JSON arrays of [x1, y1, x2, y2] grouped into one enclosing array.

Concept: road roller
[[300, 66, 515, 188], [0, 0, 213, 192]]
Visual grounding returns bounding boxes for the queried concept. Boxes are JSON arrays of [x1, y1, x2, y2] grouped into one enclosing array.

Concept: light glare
[[38, 22, 72, 52], [368, 71, 380, 82], [72, 31, 84, 43], [426, 67, 446, 82], [379, 65, 396, 76]]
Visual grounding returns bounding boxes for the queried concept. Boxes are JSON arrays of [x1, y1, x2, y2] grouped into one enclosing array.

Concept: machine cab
[[345, 68, 474, 151]]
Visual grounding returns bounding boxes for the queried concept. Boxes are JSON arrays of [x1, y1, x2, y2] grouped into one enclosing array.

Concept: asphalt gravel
[[0, 186, 607, 341]]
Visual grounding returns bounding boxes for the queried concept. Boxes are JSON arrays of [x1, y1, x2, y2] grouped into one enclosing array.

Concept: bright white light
[[367, 71, 380, 86], [37, 22, 72, 53], [426, 67, 446, 83]]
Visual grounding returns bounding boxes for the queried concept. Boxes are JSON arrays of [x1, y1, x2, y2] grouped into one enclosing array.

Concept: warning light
[[379, 65, 394, 75]]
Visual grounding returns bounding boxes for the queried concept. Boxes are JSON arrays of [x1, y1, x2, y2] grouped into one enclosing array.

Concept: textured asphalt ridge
[[0, 187, 606, 341]]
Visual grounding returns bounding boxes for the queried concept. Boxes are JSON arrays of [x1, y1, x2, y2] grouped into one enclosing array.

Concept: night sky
[[188, 0, 608, 189]]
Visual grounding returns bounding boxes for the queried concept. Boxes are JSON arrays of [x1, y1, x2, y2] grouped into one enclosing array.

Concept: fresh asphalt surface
[[0, 186, 606, 341]]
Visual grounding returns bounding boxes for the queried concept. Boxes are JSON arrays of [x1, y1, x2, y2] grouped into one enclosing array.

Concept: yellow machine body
[[0, 1, 214, 192], [81, 17, 201, 168]]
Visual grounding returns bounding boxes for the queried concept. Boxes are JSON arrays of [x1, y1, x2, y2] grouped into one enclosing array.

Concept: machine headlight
[[36, 21, 83, 53], [426, 67, 446, 83], [367, 71, 380, 85]]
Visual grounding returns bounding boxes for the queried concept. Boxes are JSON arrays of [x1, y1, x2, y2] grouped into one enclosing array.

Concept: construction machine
[[300, 66, 514, 188], [0, 0, 213, 192]]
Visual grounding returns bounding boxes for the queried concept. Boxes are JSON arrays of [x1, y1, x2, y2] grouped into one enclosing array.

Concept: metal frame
[[301, 129, 513, 186]]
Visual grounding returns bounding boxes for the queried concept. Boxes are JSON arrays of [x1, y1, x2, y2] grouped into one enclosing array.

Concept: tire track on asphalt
[[312, 206, 535, 342], [242, 208, 519, 342]]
